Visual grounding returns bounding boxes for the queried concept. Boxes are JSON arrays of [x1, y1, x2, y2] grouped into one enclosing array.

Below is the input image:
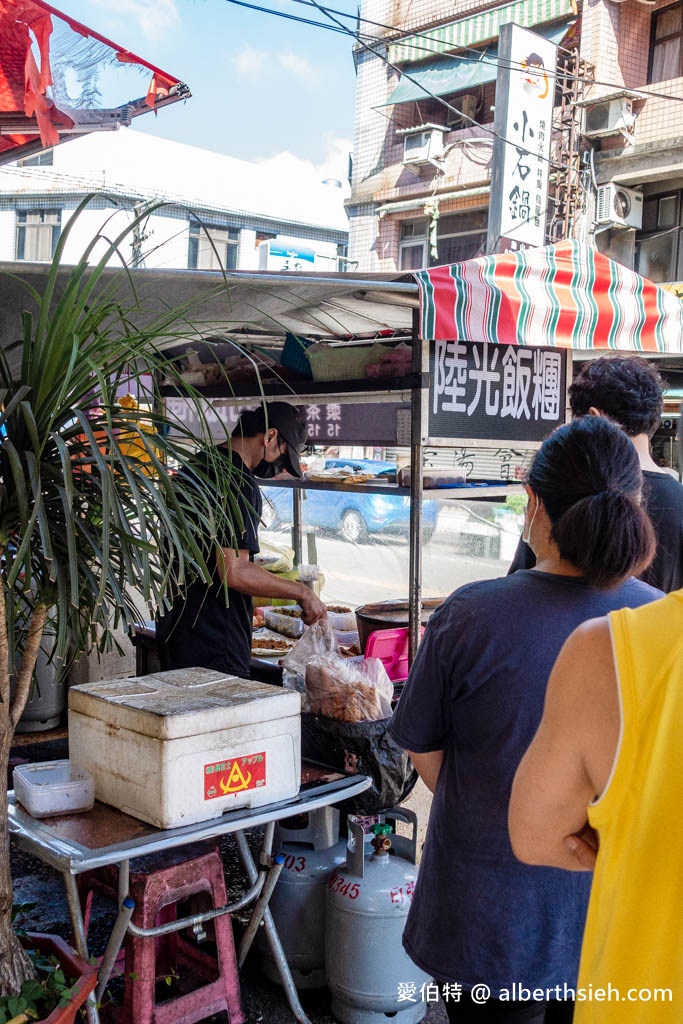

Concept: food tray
[[13, 760, 95, 818], [264, 606, 305, 638], [251, 627, 296, 657]]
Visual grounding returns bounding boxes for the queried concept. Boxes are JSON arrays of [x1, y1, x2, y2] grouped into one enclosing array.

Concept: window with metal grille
[[188, 222, 239, 270], [650, 2, 683, 83], [637, 190, 683, 283], [16, 208, 61, 261]]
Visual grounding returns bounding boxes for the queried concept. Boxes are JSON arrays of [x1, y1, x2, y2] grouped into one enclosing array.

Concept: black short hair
[[569, 356, 664, 438], [527, 416, 655, 589]]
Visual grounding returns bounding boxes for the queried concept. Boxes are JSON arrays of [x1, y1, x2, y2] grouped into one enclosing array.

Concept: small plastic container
[[326, 606, 357, 632], [335, 628, 360, 648], [13, 759, 95, 818], [265, 606, 305, 638]]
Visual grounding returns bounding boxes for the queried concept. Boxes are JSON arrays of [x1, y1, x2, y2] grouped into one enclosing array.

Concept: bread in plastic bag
[[282, 621, 393, 722]]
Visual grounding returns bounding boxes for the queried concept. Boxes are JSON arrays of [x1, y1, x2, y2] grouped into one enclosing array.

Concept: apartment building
[[0, 130, 349, 273], [347, 0, 683, 287], [585, 0, 683, 287]]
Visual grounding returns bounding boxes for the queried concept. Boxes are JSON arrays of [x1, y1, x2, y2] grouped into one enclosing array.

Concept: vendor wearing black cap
[[157, 402, 326, 677]]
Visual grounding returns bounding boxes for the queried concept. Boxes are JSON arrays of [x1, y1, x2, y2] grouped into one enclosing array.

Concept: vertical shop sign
[[486, 22, 557, 254]]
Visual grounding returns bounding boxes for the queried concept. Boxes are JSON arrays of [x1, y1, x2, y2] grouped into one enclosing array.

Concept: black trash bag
[[301, 712, 417, 815]]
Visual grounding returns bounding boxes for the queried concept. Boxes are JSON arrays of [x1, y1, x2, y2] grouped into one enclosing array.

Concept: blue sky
[[57, 0, 358, 168]]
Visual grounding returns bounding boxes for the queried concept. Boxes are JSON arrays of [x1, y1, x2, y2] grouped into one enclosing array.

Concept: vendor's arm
[[408, 750, 445, 794], [509, 617, 619, 871], [217, 546, 326, 624]]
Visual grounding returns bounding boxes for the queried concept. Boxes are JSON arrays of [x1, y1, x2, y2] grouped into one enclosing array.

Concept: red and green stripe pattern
[[416, 239, 683, 351]]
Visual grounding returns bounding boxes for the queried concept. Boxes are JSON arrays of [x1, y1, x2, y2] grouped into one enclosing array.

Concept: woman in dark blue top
[[390, 417, 662, 1024]]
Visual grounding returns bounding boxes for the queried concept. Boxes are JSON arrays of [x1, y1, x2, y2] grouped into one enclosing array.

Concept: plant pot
[[20, 932, 97, 1024]]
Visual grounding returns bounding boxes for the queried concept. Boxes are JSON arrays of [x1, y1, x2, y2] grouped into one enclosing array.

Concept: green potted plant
[[0, 200, 243, 1004]]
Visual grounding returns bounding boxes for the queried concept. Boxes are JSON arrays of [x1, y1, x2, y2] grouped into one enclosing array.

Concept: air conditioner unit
[[401, 126, 445, 165], [596, 183, 643, 229], [583, 97, 635, 138]]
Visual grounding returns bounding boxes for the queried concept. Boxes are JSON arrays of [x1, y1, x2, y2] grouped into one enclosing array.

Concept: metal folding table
[[9, 764, 370, 1024]]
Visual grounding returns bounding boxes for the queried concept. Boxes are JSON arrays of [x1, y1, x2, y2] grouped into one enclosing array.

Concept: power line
[[280, 0, 589, 179], [282, 0, 683, 105], [225, 0, 683, 107]]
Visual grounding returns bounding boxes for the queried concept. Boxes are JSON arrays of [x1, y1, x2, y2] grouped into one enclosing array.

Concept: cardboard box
[[68, 668, 301, 828]]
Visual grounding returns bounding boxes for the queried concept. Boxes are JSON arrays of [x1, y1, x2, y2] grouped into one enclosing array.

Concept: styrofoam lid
[[68, 668, 301, 739]]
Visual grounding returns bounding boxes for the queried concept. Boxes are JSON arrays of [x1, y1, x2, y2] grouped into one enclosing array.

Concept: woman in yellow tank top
[[510, 583, 683, 1022]]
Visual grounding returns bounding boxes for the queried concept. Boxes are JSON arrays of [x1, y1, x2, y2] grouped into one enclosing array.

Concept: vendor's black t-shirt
[[156, 449, 261, 677], [507, 469, 683, 593]]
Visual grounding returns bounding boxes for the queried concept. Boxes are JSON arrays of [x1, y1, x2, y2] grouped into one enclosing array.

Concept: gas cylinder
[[325, 809, 431, 1024], [259, 806, 348, 988]]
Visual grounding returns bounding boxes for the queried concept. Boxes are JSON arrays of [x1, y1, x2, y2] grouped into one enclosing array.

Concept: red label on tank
[[204, 752, 266, 800]]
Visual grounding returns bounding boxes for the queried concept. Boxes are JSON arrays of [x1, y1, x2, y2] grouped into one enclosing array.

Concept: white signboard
[[486, 23, 557, 252], [259, 240, 316, 272]]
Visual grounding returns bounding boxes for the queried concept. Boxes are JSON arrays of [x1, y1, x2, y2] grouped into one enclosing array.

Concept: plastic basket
[[364, 626, 425, 683], [281, 333, 313, 378], [307, 343, 388, 382]]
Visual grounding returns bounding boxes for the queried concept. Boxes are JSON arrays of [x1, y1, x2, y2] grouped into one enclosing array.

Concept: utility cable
[[250, 0, 683, 105], [223, 0, 581, 177]]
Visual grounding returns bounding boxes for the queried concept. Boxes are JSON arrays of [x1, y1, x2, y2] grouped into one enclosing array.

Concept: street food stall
[[151, 239, 683, 662], [3, 239, 683, 1024], [2, 239, 683, 668]]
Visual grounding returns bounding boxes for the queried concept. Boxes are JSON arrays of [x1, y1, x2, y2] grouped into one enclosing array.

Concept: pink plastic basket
[[364, 626, 424, 683]]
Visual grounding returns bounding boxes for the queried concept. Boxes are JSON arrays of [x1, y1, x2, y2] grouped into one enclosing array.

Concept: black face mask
[[254, 457, 285, 479]]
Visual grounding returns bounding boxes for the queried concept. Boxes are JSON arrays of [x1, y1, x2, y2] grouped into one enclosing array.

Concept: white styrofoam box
[[13, 760, 95, 818], [68, 668, 301, 829]]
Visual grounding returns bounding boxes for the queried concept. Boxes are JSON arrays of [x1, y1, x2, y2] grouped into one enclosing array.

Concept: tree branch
[[10, 605, 49, 732]]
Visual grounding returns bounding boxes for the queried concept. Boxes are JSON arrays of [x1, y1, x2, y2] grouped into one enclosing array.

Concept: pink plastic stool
[[78, 841, 245, 1024], [364, 626, 425, 684]]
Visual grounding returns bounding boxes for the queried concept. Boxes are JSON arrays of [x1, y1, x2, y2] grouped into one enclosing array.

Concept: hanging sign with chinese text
[[428, 340, 567, 443], [486, 22, 557, 253]]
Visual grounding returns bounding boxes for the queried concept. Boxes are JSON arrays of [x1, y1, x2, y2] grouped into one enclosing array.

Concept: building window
[[650, 3, 683, 83], [188, 222, 239, 270], [397, 210, 488, 270], [17, 150, 54, 167], [636, 191, 683, 282], [399, 220, 428, 270], [16, 208, 61, 261], [435, 210, 488, 265]]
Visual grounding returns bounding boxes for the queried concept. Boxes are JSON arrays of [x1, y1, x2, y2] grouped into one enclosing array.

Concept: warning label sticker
[[204, 753, 267, 800]]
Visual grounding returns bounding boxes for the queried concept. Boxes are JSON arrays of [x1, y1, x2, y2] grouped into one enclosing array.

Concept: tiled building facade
[[348, 0, 683, 285]]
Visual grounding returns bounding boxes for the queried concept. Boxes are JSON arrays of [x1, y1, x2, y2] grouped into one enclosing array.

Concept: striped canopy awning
[[388, 0, 575, 65], [416, 240, 683, 352]]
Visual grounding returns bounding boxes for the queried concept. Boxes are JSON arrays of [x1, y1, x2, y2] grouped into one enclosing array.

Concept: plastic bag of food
[[281, 620, 339, 695], [305, 656, 393, 722], [282, 623, 393, 721]]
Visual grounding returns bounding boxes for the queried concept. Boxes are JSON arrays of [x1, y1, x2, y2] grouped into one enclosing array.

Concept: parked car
[[260, 459, 439, 544]]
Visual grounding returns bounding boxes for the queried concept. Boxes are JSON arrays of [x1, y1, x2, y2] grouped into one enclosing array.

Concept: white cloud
[[231, 47, 314, 79], [89, 0, 180, 39], [278, 53, 313, 77], [252, 134, 352, 229], [230, 45, 269, 77]]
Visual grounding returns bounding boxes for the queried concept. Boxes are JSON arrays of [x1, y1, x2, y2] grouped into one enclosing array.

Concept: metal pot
[[354, 598, 443, 653]]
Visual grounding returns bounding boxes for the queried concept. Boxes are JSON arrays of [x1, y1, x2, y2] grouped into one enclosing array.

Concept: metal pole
[[62, 871, 100, 1024], [235, 829, 313, 1024], [408, 307, 424, 665], [292, 487, 304, 566]]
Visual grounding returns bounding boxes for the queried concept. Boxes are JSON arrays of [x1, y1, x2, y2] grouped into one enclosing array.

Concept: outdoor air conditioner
[[595, 184, 643, 229], [583, 97, 635, 139], [401, 127, 445, 165]]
